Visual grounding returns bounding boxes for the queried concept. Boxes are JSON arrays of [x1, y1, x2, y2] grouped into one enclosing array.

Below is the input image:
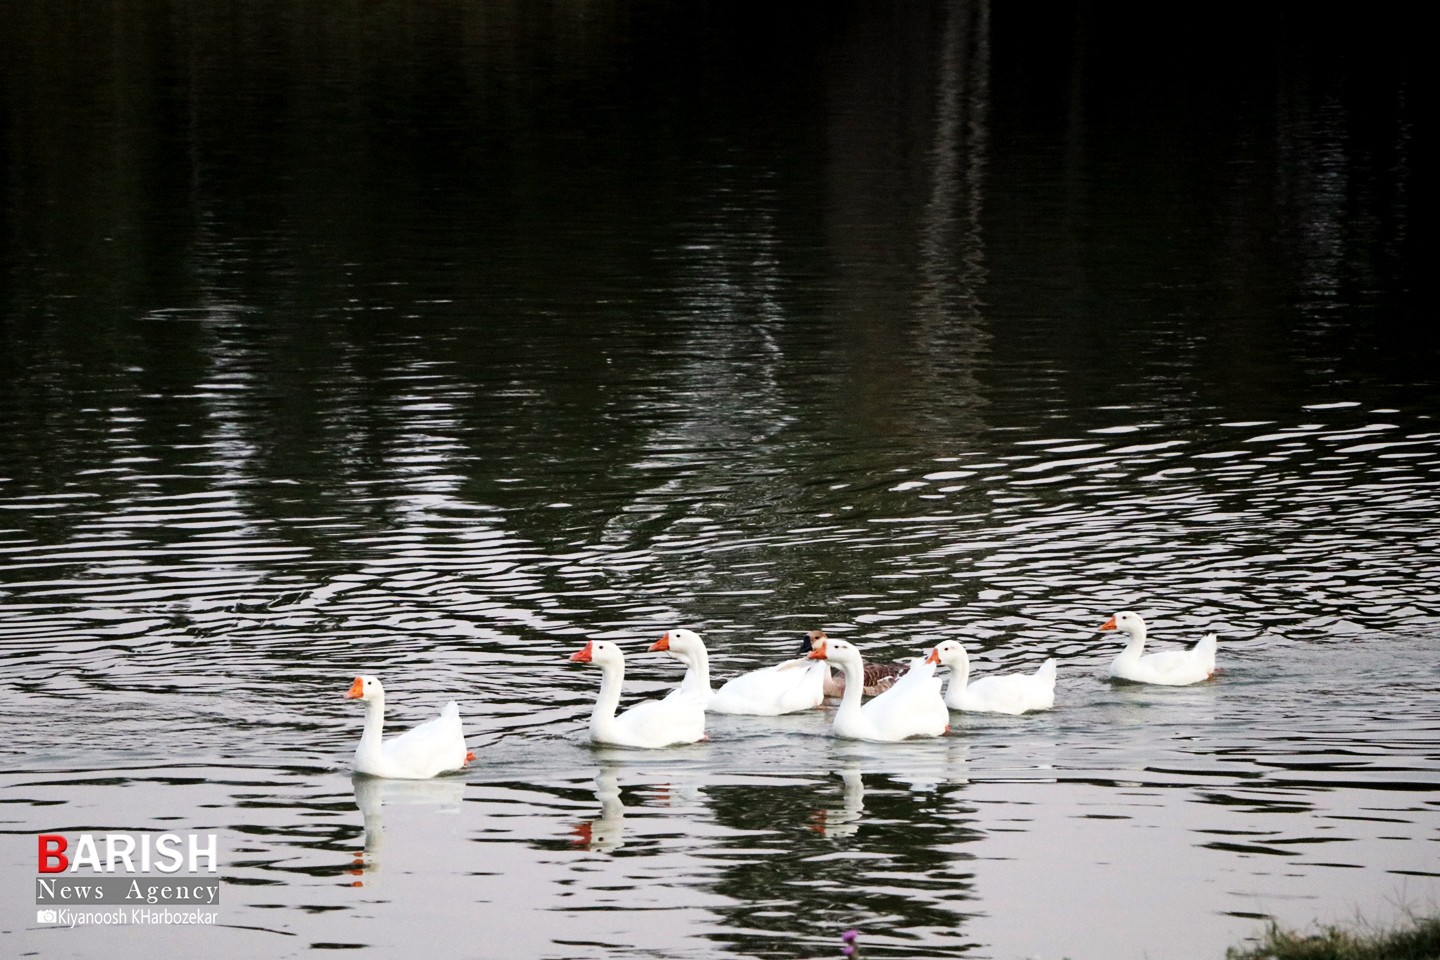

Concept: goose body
[[570, 640, 706, 748], [345, 675, 474, 779], [1101, 611, 1217, 685], [808, 638, 948, 741], [926, 641, 1056, 715], [704, 631, 827, 715], [801, 630, 908, 697]]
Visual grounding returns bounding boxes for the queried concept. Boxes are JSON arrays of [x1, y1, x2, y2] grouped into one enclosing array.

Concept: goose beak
[[649, 633, 671, 652], [1099, 616, 1117, 631], [807, 640, 828, 660], [569, 642, 595, 663], [925, 647, 940, 664], [343, 676, 364, 699]]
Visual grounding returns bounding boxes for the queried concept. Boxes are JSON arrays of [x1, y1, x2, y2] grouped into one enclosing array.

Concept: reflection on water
[[351, 776, 466, 884], [3, 388, 1437, 958], [2, 634, 1436, 959], [571, 769, 627, 854], [811, 765, 867, 839], [0, 1, 1429, 958]]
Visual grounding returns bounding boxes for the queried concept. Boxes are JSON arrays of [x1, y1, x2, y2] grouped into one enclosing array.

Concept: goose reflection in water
[[570, 763, 702, 853], [349, 775, 465, 884], [810, 764, 866, 838], [570, 769, 626, 852]]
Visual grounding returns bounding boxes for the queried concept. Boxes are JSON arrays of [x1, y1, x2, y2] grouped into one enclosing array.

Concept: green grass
[[1225, 914, 1440, 960]]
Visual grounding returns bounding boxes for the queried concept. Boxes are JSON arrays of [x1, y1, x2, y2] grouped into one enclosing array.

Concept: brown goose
[[799, 630, 909, 698]]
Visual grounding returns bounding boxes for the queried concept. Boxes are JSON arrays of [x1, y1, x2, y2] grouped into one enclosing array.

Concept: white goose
[[649, 629, 713, 705], [807, 637, 948, 741], [657, 628, 826, 716], [926, 640, 1056, 715], [569, 640, 706, 748], [1101, 611, 1218, 685], [344, 675, 474, 779]]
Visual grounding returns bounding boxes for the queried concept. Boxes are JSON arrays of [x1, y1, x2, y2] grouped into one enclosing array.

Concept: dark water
[[1, 3, 1433, 959]]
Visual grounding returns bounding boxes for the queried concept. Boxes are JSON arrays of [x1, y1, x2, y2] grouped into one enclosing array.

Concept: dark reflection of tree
[[0, 0, 1421, 678], [700, 772, 981, 959], [979, 3, 1420, 421], [816, 0, 993, 451]]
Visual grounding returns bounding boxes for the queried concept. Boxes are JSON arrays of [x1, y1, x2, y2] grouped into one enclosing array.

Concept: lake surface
[[1, 3, 1432, 958]]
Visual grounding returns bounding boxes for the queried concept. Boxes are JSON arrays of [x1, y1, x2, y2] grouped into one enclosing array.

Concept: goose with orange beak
[[807, 636, 947, 741], [926, 641, 1056, 714], [569, 639, 706, 748], [656, 628, 827, 715], [344, 675, 474, 779], [1100, 611, 1218, 685]]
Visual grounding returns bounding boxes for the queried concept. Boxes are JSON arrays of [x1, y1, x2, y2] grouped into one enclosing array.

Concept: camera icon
[[37, 909, 58, 923]]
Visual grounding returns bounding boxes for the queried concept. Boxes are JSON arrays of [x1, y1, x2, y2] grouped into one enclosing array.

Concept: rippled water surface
[[1, 3, 1431, 958]]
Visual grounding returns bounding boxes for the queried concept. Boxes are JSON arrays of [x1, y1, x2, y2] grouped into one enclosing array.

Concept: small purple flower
[[840, 929, 860, 957]]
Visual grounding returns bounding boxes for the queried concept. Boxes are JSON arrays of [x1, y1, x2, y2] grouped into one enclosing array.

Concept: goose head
[[1100, 611, 1146, 636], [569, 640, 625, 666], [650, 628, 705, 658], [807, 636, 861, 667], [344, 675, 384, 701], [795, 629, 828, 657], [925, 640, 966, 667]]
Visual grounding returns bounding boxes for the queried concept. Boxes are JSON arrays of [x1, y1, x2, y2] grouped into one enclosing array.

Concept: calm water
[[1, 3, 1432, 959]]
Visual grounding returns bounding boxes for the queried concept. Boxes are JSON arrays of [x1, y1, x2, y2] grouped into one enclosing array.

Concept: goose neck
[[833, 655, 865, 724], [943, 650, 971, 706], [677, 648, 711, 697], [356, 696, 386, 763], [591, 659, 625, 729]]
